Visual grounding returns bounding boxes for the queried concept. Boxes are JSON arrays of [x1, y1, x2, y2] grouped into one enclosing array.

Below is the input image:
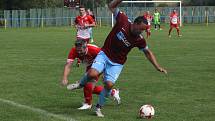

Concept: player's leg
[[95, 60, 123, 117], [93, 85, 121, 104], [176, 26, 182, 37], [168, 24, 173, 37], [89, 27, 94, 43], [67, 52, 105, 90], [158, 21, 161, 30], [78, 81, 95, 110], [154, 20, 158, 30]]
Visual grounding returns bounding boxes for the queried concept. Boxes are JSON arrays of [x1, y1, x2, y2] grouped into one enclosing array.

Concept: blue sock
[[98, 88, 111, 106], [79, 73, 90, 87]]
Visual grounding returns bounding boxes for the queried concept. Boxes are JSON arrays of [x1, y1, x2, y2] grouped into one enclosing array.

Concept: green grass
[[0, 24, 215, 121]]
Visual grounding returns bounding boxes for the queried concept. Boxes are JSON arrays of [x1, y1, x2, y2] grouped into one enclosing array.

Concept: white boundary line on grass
[[0, 98, 76, 121]]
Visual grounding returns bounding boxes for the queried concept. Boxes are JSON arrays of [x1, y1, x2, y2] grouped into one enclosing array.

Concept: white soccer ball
[[139, 104, 155, 119]]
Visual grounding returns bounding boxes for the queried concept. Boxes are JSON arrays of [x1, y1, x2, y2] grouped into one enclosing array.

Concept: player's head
[[131, 16, 148, 36], [75, 39, 87, 56], [147, 11, 150, 14], [173, 9, 177, 13], [155, 8, 158, 12], [79, 5, 86, 16], [87, 9, 92, 15]]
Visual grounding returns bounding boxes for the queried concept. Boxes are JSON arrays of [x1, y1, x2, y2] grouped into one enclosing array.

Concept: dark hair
[[75, 39, 87, 48], [134, 16, 148, 25], [79, 5, 85, 10]]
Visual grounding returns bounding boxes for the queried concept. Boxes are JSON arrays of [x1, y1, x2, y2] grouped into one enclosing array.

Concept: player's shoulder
[[70, 47, 76, 53], [87, 44, 100, 49]]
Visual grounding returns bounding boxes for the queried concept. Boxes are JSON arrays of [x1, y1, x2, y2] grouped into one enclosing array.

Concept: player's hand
[[157, 67, 167, 74], [61, 79, 68, 86]]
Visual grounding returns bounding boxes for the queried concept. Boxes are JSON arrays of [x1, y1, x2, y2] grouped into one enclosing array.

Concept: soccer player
[[168, 9, 182, 37], [69, 0, 167, 117], [87, 9, 96, 43], [61, 39, 120, 110], [153, 8, 161, 30], [143, 11, 152, 38], [74, 6, 96, 43]]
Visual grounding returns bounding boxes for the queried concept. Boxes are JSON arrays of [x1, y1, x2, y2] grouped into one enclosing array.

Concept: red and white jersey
[[144, 14, 152, 26], [74, 14, 95, 39], [67, 44, 101, 67], [170, 13, 179, 24]]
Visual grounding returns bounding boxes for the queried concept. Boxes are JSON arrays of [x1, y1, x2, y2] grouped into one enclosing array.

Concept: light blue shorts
[[91, 51, 123, 83]]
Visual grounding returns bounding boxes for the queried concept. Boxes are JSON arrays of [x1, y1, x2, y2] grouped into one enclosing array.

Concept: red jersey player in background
[[168, 9, 182, 37], [143, 11, 153, 39], [74, 6, 96, 43], [61, 39, 120, 110], [87, 9, 96, 43], [69, 0, 167, 117]]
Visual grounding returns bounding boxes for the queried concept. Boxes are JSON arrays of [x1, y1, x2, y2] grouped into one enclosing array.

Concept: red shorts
[[146, 25, 151, 32], [170, 23, 179, 28]]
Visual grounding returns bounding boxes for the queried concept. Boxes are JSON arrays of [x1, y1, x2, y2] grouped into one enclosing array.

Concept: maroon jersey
[[101, 10, 148, 64]]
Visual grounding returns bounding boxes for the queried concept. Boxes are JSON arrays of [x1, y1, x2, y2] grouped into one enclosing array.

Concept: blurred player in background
[[61, 39, 120, 110], [168, 9, 182, 37], [74, 6, 96, 43], [87, 9, 96, 43], [143, 11, 152, 38], [153, 8, 161, 30], [68, 0, 167, 117]]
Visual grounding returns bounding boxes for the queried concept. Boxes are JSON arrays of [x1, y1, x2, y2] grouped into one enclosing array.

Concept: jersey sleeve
[[87, 44, 101, 56], [74, 17, 79, 25], [67, 48, 77, 63], [87, 15, 95, 24]]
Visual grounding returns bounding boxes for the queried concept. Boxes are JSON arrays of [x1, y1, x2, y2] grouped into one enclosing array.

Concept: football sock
[[98, 88, 111, 106], [79, 73, 90, 86], [84, 83, 93, 105]]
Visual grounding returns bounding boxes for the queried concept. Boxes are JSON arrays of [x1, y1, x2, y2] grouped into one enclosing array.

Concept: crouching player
[[61, 40, 120, 110]]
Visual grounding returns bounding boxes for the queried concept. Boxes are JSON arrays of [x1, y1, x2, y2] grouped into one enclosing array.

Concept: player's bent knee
[[87, 68, 99, 79], [104, 81, 114, 90]]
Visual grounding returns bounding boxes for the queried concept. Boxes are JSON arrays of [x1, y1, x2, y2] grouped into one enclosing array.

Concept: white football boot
[[111, 89, 121, 104], [95, 108, 104, 117], [67, 81, 80, 90], [77, 103, 92, 110]]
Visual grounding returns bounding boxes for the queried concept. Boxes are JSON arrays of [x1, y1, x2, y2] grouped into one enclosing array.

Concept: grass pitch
[[0, 24, 215, 121]]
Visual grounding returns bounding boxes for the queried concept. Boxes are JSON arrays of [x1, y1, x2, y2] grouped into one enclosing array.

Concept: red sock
[[83, 83, 93, 105], [93, 85, 103, 95], [176, 28, 180, 35]]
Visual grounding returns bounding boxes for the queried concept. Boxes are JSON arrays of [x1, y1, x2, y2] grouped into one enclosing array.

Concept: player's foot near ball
[[168, 35, 171, 38], [178, 35, 182, 37]]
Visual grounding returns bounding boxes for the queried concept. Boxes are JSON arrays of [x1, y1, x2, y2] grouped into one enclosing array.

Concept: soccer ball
[[139, 104, 155, 119]]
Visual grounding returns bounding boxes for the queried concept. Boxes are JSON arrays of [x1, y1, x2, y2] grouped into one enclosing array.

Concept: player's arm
[[61, 48, 76, 86], [85, 16, 96, 28], [61, 61, 73, 86], [108, 0, 122, 13], [142, 48, 167, 74]]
